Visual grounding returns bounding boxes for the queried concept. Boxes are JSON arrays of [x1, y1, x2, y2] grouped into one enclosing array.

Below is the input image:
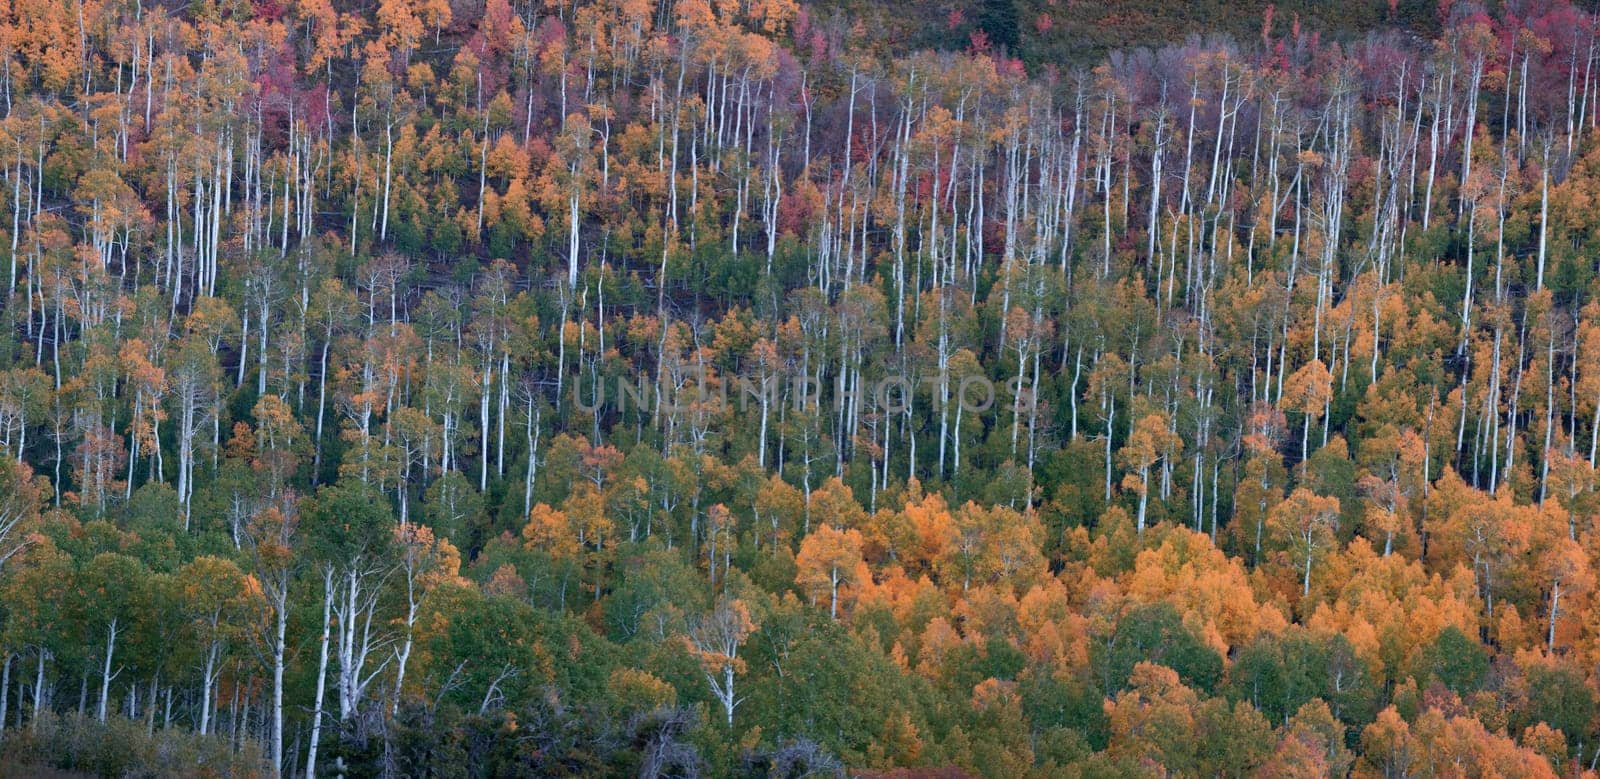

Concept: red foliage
[[253, 0, 284, 22]]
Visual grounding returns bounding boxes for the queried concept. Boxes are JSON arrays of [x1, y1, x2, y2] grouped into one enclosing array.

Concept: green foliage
[[422, 471, 488, 551], [308, 481, 397, 565], [1020, 671, 1110, 751], [747, 620, 931, 769], [1411, 626, 1489, 696], [1227, 628, 1379, 728], [0, 713, 265, 778], [1515, 660, 1596, 748], [1091, 602, 1222, 695]]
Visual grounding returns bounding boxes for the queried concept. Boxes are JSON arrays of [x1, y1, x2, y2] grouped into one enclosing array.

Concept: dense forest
[[0, 0, 1599, 774], [810, 0, 1446, 67]]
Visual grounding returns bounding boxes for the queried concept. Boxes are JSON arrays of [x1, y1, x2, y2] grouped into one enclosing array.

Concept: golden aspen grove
[[0, 0, 1597, 774]]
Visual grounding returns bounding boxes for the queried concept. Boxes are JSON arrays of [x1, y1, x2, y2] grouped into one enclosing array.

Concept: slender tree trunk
[[97, 619, 118, 722], [306, 570, 333, 779]]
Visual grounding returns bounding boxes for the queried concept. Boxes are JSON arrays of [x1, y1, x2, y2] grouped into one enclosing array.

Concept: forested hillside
[[0, 0, 1598, 775], [808, 0, 1443, 66]]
